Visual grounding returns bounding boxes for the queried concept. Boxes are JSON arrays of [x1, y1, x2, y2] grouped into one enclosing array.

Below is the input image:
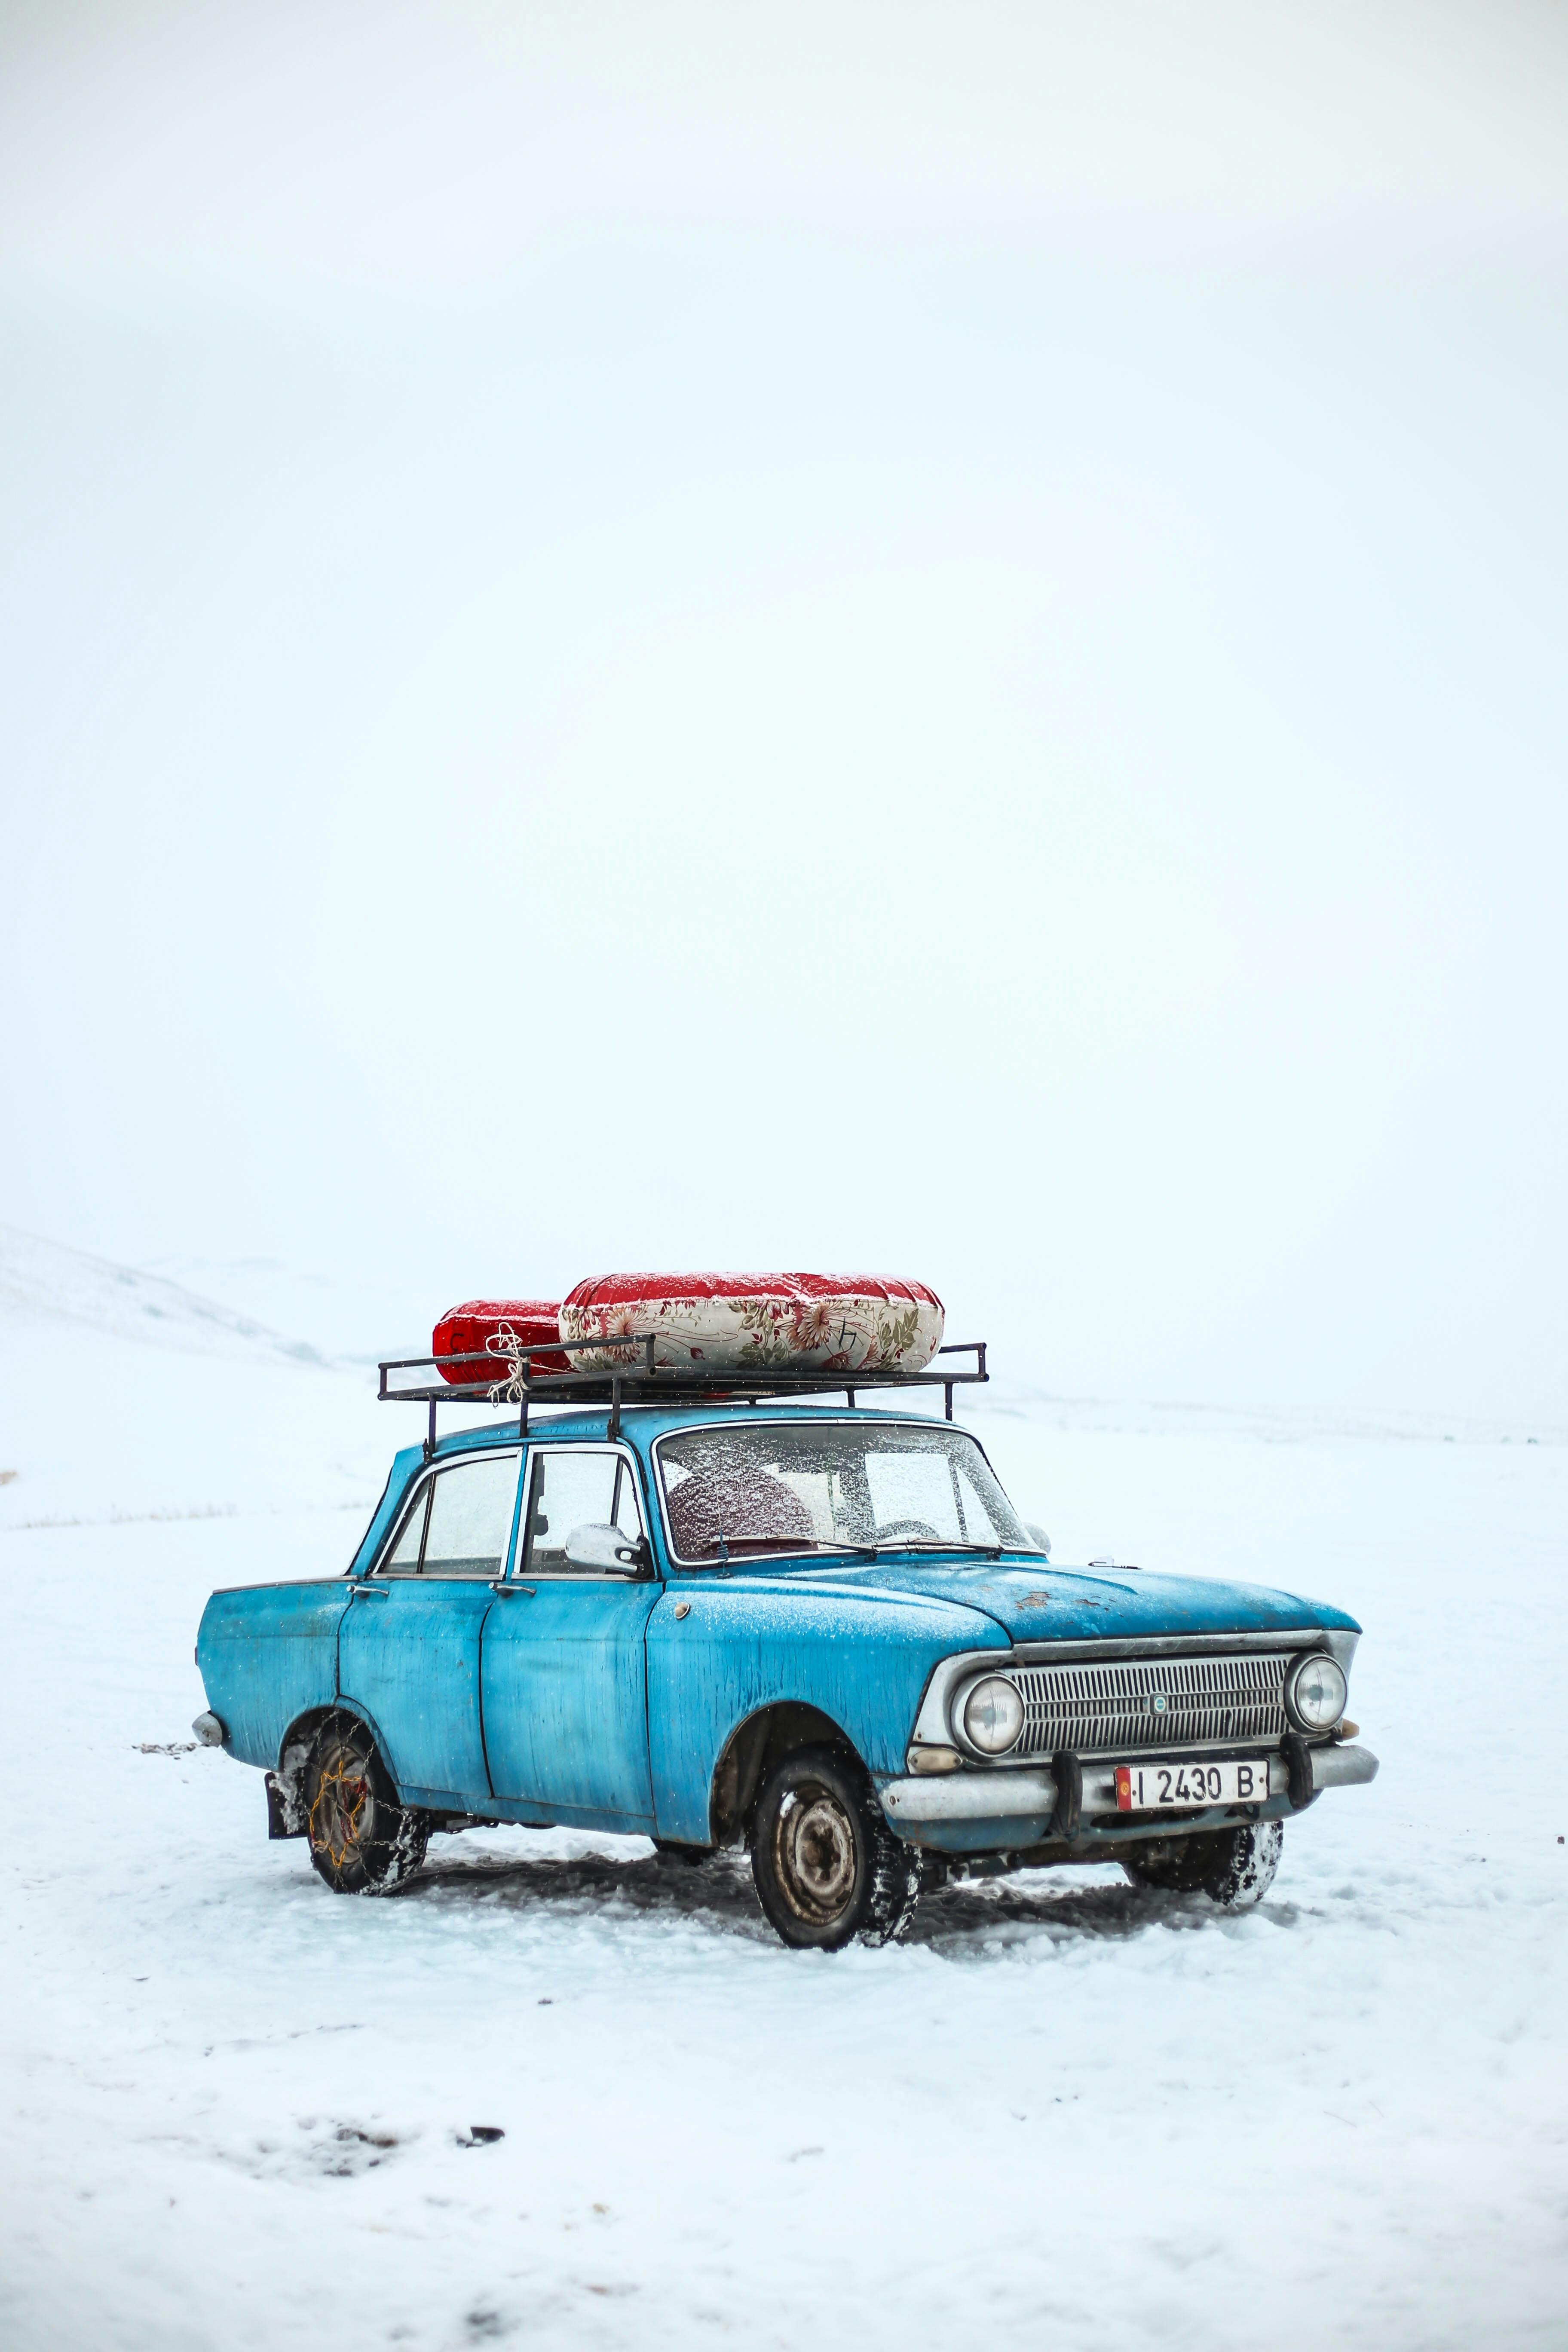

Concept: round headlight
[[962, 1675, 1025, 1756], [1286, 1652, 1347, 1732]]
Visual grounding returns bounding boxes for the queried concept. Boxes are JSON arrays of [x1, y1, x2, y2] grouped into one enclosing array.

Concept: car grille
[[1009, 1652, 1290, 1758]]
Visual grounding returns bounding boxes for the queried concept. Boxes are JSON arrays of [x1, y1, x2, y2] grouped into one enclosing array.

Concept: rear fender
[[267, 1701, 391, 1837], [196, 1580, 352, 1771]]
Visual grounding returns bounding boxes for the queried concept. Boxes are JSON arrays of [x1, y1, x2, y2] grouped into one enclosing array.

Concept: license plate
[[1115, 1758, 1272, 1812]]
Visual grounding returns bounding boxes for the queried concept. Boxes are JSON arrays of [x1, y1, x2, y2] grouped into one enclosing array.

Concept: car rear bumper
[[878, 1741, 1378, 1851]]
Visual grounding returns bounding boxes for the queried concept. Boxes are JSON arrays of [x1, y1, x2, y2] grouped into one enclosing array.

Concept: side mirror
[[562, 1522, 648, 1575], [1024, 1522, 1051, 1558]]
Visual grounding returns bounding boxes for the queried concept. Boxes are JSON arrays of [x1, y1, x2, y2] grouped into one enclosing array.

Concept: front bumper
[[878, 1741, 1378, 1852]]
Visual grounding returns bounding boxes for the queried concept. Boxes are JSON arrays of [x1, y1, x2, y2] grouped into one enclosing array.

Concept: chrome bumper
[[1309, 1740, 1380, 1792], [879, 1742, 1378, 1838]]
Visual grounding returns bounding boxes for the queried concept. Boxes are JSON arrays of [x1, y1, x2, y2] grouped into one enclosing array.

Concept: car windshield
[[655, 1420, 1034, 1564]]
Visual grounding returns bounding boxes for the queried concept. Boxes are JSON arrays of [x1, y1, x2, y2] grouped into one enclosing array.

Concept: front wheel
[[303, 1717, 428, 1896], [750, 1746, 923, 1951], [1124, 1819, 1282, 1911]]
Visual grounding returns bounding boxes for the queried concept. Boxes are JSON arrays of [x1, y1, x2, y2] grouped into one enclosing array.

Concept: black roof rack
[[378, 1335, 988, 1454]]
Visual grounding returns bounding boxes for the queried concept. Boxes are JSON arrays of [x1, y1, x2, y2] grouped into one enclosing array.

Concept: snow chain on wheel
[[303, 1716, 428, 1896], [1203, 1819, 1283, 1908], [1124, 1819, 1283, 1911], [750, 1743, 924, 1951]]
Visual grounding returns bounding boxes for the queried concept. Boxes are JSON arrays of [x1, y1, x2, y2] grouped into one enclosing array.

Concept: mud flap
[[1282, 1733, 1319, 1813], [1050, 1750, 1082, 1841], [266, 1771, 305, 1839]]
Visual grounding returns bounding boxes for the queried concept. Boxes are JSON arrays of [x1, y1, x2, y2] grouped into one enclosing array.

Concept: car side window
[[524, 1449, 642, 1575], [381, 1485, 431, 1574], [380, 1454, 521, 1578]]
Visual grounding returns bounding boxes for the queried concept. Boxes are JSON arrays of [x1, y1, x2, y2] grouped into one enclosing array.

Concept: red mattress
[[432, 1300, 567, 1385]]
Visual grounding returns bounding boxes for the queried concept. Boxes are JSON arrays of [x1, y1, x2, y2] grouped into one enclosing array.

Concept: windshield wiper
[[701, 1537, 879, 1560], [872, 1538, 1003, 1557], [698, 1537, 1007, 1564]]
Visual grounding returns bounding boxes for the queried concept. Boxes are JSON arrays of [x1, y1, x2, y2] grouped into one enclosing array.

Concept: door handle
[[347, 1582, 388, 1599], [489, 1581, 536, 1596]]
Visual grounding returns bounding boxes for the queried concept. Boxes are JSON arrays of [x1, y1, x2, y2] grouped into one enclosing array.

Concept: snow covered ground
[[2, 1237, 1565, 2351]]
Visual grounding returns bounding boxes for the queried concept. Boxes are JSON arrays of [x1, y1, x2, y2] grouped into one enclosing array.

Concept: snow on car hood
[[751, 1556, 1356, 1641]]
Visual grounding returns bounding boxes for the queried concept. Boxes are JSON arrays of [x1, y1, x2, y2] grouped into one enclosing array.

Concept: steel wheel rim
[[773, 1782, 858, 1926], [309, 1741, 372, 1871]]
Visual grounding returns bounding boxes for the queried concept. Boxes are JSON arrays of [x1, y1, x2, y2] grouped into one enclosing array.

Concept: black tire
[[750, 1745, 923, 1951], [303, 1717, 428, 1896], [1124, 1820, 1283, 1911]]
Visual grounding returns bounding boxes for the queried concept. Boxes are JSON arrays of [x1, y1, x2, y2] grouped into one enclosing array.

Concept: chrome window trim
[[514, 1439, 653, 1583], [912, 1629, 1359, 1758], [368, 1445, 525, 1580], [649, 1414, 1033, 1570]]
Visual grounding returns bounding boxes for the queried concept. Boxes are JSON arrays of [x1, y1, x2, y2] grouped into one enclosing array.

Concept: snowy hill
[[132, 1250, 439, 1366], [0, 1225, 331, 1366], [0, 1226, 398, 1532]]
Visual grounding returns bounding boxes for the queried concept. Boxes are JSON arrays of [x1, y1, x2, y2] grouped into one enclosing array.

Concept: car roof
[[429, 1400, 962, 1463]]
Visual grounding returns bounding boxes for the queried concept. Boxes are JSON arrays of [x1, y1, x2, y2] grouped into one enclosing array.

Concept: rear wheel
[[750, 1746, 923, 1951], [303, 1718, 428, 1896], [1124, 1820, 1282, 1911]]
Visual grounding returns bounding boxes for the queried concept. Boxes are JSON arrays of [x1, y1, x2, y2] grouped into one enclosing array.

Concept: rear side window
[[379, 1453, 521, 1578]]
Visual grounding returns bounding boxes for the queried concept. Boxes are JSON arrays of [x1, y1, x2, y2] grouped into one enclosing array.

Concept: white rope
[[484, 1322, 536, 1405]]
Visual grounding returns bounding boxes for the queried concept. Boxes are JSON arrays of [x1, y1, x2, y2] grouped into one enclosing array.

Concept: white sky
[[3, 1, 1566, 1422]]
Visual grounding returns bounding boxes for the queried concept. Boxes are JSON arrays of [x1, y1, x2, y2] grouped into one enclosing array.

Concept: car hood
[[753, 1557, 1357, 1642]]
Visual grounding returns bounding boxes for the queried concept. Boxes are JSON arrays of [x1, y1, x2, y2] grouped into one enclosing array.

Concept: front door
[[481, 1443, 659, 1829], [337, 1446, 523, 1807]]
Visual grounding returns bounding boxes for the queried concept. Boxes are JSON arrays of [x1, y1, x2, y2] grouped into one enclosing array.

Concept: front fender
[[646, 1581, 1007, 1845]]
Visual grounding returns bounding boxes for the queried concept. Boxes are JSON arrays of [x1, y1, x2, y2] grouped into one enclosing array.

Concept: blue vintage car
[[193, 1352, 1378, 1949]]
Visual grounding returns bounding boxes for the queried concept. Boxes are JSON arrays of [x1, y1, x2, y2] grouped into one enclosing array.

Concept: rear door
[[481, 1443, 659, 1829], [338, 1448, 522, 1807]]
